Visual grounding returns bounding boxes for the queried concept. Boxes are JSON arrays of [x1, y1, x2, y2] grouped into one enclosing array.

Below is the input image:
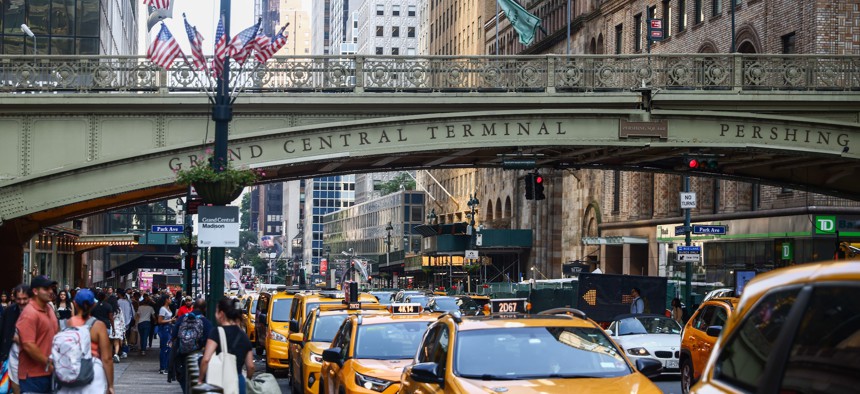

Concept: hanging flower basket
[[173, 151, 263, 205], [192, 180, 244, 205]]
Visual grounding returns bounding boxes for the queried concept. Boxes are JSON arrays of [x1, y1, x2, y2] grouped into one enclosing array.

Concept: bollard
[[185, 352, 201, 393], [191, 383, 224, 393]]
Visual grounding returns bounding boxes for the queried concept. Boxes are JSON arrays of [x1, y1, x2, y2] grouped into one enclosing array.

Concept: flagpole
[[208, 0, 231, 322]]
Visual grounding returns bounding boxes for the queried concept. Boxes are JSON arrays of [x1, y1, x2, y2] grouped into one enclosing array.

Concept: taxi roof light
[[388, 303, 423, 314]]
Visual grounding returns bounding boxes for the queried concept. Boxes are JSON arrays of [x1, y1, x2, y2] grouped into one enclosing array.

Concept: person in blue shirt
[[630, 287, 645, 314], [169, 299, 212, 393]]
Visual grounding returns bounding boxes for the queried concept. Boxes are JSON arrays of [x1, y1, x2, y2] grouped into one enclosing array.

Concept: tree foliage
[[240, 193, 251, 230], [378, 172, 416, 196]]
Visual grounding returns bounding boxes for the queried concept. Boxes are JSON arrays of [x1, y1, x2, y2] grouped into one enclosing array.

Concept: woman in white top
[[56, 290, 75, 329], [135, 298, 156, 356], [157, 296, 176, 374]]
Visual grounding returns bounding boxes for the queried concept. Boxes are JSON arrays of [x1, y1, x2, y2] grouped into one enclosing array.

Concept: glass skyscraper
[[303, 175, 355, 275]]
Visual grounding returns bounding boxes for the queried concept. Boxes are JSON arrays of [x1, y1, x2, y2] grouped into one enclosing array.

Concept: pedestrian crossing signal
[[524, 173, 547, 200]]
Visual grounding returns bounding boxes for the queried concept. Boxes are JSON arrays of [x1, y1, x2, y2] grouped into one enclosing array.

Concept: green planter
[[193, 180, 243, 205]]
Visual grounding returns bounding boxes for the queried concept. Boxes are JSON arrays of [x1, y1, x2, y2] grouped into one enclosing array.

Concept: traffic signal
[[524, 173, 536, 200], [686, 158, 718, 170], [534, 174, 546, 200]]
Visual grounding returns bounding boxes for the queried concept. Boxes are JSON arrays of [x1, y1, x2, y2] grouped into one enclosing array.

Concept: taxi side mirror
[[322, 348, 342, 365], [605, 329, 613, 336], [635, 358, 663, 379], [288, 333, 303, 344], [410, 362, 444, 385], [706, 326, 723, 337], [289, 320, 299, 333], [259, 313, 268, 324]]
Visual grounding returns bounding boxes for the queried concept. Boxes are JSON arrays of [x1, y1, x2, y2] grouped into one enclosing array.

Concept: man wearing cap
[[17, 276, 59, 393], [176, 296, 194, 319]]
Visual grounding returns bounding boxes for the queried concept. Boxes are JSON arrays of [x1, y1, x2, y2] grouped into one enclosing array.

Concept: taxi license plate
[[666, 360, 678, 369]]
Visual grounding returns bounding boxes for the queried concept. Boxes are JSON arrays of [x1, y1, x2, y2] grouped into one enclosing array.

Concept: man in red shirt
[[176, 296, 194, 318], [17, 275, 59, 393]]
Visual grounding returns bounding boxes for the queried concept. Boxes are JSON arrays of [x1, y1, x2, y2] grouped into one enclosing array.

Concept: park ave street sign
[[151, 225, 183, 233], [197, 206, 239, 247]]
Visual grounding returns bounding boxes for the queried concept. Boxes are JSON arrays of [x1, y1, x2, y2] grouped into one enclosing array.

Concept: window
[[614, 24, 623, 54], [391, 47, 399, 55], [375, 47, 383, 55], [648, 5, 657, 19], [392, 5, 400, 16], [376, 4, 384, 16], [408, 5, 417, 16], [406, 48, 416, 55], [782, 32, 796, 54], [780, 285, 860, 392], [714, 289, 799, 390], [612, 170, 621, 213], [634, 13, 642, 52], [713, 0, 722, 16], [694, 0, 703, 23], [376, 26, 384, 37], [392, 26, 400, 37], [407, 26, 416, 38], [679, 0, 687, 32], [662, 0, 672, 38]]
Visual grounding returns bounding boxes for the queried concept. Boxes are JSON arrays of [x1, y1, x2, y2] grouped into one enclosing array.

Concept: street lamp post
[[385, 222, 393, 286], [467, 194, 480, 285]]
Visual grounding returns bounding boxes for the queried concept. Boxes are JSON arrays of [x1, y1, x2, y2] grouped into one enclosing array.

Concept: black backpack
[[177, 313, 205, 354]]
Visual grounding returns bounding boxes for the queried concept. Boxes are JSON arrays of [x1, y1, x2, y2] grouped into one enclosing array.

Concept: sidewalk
[[114, 340, 183, 394]]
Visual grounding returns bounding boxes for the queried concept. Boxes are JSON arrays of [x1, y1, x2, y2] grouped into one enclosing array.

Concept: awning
[[75, 234, 140, 253], [581, 236, 649, 245], [107, 254, 181, 277]]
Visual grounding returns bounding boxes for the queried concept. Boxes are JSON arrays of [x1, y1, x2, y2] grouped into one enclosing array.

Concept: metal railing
[[0, 54, 857, 94]]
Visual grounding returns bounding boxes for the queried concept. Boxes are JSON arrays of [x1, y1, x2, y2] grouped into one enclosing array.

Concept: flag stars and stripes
[[147, 23, 184, 70]]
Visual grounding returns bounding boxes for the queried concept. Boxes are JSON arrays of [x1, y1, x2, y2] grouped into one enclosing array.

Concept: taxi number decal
[[396, 305, 416, 314], [497, 302, 518, 313]]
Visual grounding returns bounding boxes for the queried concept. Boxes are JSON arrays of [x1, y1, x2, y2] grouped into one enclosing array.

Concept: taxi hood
[[454, 373, 659, 394], [353, 359, 411, 381]]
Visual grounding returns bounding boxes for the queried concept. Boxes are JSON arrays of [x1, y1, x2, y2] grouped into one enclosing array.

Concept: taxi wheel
[[680, 359, 694, 394], [256, 346, 264, 357], [291, 368, 301, 393]]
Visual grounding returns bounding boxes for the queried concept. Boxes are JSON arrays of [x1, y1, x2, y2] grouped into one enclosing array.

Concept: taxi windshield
[[271, 299, 293, 322], [406, 296, 429, 307], [615, 316, 681, 335], [354, 322, 429, 359], [310, 314, 348, 342], [454, 327, 631, 379], [432, 298, 460, 312], [304, 302, 342, 318], [251, 300, 258, 313]]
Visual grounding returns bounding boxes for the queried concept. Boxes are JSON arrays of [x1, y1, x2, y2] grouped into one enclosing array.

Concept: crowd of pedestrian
[[0, 277, 259, 394]]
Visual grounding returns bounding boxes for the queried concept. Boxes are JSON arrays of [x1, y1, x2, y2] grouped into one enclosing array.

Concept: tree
[[240, 193, 251, 230], [378, 172, 416, 195], [227, 230, 259, 267]]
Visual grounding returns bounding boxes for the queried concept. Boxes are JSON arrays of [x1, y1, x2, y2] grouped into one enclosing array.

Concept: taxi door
[[402, 324, 448, 394], [323, 320, 353, 394], [290, 312, 314, 388]]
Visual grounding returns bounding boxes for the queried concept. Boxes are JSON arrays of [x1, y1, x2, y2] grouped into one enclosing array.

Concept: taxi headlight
[[354, 372, 394, 392], [627, 347, 650, 356], [309, 351, 323, 364], [270, 330, 287, 342]]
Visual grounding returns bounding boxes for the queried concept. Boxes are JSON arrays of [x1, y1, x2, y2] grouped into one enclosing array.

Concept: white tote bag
[[206, 327, 240, 394]]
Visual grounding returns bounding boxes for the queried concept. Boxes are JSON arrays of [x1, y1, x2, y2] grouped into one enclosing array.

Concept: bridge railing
[[0, 54, 857, 94]]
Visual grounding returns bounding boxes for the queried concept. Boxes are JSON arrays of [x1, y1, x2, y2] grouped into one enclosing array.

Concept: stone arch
[[504, 196, 512, 218], [589, 37, 597, 54], [486, 199, 494, 221], [698, 40, 719, 53], [734, 24, 761, 53], [596, 34, 604, 54], [495, 197, 502, 220]]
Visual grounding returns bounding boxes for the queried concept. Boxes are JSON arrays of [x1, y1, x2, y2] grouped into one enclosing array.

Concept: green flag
[[497, 0, 543, 46]]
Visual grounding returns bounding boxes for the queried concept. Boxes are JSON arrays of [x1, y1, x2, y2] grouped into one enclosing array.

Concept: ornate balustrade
[[0, 54, 857, 93]]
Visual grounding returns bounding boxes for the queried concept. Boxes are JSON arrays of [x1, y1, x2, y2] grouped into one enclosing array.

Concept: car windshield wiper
[[460, 374, 521, 380]]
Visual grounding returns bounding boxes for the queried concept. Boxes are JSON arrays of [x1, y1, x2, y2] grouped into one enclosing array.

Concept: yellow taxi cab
[[241, 292, 259, 344], [680, 297, 738, 393], [253, 291, 272, 356], [289, 303, 389, 394], [319, 303, 440, 394], [399, 300, 664, 394], [692, 261, 860, 394], [264, 288, 303, 373]]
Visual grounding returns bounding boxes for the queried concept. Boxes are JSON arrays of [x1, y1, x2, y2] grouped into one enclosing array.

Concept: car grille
[[655, 351, 674, 359]]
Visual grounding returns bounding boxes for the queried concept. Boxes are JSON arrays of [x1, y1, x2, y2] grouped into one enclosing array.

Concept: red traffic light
[[535, 176, 543, 184], [687, 159, 699, 168]]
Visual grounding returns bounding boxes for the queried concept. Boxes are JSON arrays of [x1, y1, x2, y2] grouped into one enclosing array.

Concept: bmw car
[[606, 314, 683, 375]]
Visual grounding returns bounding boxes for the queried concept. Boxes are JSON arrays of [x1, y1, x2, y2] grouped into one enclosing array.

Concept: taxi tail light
[[526, 302, 532, 311], [482, 304, 491, 315]]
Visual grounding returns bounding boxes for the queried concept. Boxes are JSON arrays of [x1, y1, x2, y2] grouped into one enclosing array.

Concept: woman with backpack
[[198, 298, 254, 394], [57, 288, 114, 394]]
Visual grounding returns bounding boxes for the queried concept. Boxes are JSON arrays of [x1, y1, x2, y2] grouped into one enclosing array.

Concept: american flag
[[234, 31, 270, 65], [147, 23, 183, 70], [144, 0, 170, 9], [226, 19, 262, 59], [254, 25, 289, 64], [211, 16, 228, 78], [183, 15, 206, 71]]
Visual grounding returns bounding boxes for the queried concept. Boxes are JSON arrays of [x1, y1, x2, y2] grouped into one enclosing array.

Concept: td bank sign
[[814, 216, 860, 235]]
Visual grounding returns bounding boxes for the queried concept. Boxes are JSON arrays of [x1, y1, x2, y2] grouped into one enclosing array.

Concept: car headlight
[[270, 330, 287, 342], [309, 351, 323, 364], [627, 347, 650, 356], [355, 372, 394, 392]]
